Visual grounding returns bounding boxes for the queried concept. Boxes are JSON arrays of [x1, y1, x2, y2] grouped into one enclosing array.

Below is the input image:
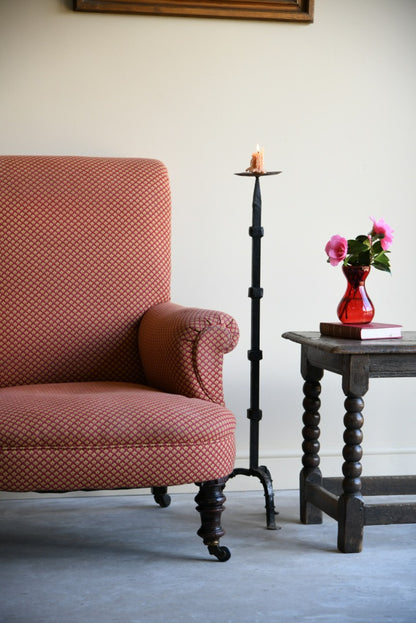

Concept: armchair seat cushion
[[0, 382, 236, 492]]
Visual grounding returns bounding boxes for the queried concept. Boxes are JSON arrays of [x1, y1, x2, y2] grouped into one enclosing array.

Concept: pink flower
[[325, 234, 348, 266], [370, 217, 394, 250]]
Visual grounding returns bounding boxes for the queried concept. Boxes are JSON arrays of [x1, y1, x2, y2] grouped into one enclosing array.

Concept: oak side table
[[282, 330, 416, 553]]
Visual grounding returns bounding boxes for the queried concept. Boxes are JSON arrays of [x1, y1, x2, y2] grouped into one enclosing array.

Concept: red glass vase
[[337, 265, 375, 324]]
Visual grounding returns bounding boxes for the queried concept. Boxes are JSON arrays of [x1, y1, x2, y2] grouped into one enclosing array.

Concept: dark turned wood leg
[[300, 350, 324, 524], [337, 395, 365, 553], [195, 478, 231, 562]]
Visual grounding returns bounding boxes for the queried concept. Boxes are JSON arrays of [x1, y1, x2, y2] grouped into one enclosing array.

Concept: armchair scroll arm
[[138, 302, 239, 405]]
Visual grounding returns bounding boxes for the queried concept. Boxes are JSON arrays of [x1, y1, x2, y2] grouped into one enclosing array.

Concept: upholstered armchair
[[0, 156, 239, 561]]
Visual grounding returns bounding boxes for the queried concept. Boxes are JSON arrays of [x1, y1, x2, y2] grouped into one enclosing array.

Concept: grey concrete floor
[[0, 489, 415, 623]]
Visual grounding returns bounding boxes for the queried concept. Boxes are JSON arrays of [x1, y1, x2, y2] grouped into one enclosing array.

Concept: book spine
[[320, 323, 360, 338]]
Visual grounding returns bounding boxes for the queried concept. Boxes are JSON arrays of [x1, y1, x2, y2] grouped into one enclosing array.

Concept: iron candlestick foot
[[230, 465, 278, 530]]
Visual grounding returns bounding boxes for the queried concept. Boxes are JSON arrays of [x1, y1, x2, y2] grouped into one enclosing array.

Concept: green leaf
[[373, 261, 391, 273], [355, 235, 370, 244], [359, 251, 372, 264], [374, 253, 390, 266], [372, 240, 384, 255], [348, 239, 369, 255], [373, 255, 391, 273]]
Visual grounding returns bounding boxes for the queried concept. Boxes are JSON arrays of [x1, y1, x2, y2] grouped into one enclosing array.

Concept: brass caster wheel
[[208, 544, 231, 562]]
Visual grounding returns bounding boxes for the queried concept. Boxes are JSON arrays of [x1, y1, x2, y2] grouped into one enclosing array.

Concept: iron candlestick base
[[229, 170, 281, 530]]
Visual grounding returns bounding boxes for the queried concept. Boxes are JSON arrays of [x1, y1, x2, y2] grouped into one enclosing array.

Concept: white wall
[[1, 0, 415, 493]]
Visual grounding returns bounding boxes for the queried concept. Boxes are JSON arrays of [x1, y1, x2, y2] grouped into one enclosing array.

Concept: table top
[[282, 331, 416, 355]]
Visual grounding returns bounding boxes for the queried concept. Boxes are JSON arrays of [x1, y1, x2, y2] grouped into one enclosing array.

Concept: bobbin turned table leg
[[337, 355, 369, 553], [337, 395, 365, 552], [300, 350, 324, 524]]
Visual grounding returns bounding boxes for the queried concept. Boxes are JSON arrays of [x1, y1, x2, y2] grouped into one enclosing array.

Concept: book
[[319, 322, 402, 340]]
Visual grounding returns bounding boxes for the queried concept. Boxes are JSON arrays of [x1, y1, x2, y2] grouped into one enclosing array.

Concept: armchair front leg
[[195, 478, 231, 562]]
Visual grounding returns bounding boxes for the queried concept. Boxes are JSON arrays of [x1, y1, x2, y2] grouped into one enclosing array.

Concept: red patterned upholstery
[[0, 382, 235, 491], [0, 156, 239, 495], [139, 302, 240, 404], [1, 156, 171, 388]]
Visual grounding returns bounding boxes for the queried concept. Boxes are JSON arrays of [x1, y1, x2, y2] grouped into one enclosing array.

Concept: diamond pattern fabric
[[0, 155, 238, 494], [1, 156, 171, 387], [139, 302, 239, 404], [0, 382, 236, 491]]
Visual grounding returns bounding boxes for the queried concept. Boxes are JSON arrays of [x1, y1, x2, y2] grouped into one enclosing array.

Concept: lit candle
[[246, 144, 265, 174]]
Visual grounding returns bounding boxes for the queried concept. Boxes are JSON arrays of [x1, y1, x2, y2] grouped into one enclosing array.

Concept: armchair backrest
[[1, 156, 171, 388]]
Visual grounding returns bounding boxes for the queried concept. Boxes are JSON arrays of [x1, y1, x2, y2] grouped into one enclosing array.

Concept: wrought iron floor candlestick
[[230, 170, 281, 530]]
